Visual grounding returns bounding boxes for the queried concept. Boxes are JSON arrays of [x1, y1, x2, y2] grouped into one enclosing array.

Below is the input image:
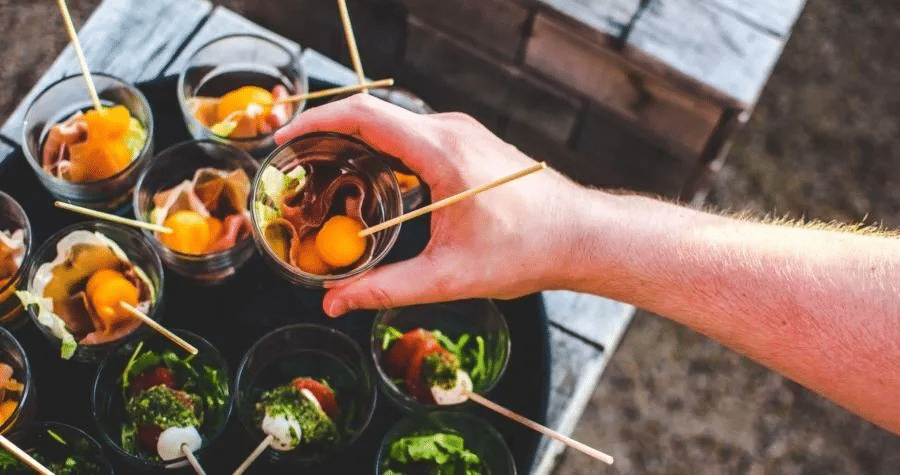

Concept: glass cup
[[134, 139, 259, 283], [0, 327, 35, 435], [0, 192, 33, 328], [372, 299, 511, 412], [332, 87, 434, 211], [177, 33, 308, 157], [234, 324, 377, 467], [376, 411, 516, 475], [21, 73, 155, 212], [249, 132, 403, 288], [92, 330, 232, 470], [4, 422, 114, 474], [22, 221, 165, 363]]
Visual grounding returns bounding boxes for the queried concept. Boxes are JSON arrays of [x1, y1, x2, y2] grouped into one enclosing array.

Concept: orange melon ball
[[297, 235, 332, 275], [216, 86, 273, 123], [0, 400, 17, 425], [85, 269, 139, 332], [160, 210, 212, 255], [315, 215, 367, 268]]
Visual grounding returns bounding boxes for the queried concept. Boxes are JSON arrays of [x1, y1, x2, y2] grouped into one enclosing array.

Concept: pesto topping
[[423, 352, 461, 390], [256, 385, 338, 446], [126, 385, 201, 429]]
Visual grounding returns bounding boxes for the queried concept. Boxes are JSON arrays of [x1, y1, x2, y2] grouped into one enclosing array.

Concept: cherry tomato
[[385, 329, 438, 378], [291, 377, 339, 420], [130, 366, 178, 395], [137, 424, 163, 452], [405, 345, 449, 404]]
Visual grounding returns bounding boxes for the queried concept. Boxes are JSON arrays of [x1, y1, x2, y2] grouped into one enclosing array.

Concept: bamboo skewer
[[232, 435, 273, 475], [120, 302, 199, 355], [359, 162, 548, 237], [465, 391, 614, 465], [273, 78, 394, 105], [336, 0, 367, 88], [182, 444, 206, 475], [56, 0, 102, 111], [54, 202, 173, 234], [0, 435, 54, 475]]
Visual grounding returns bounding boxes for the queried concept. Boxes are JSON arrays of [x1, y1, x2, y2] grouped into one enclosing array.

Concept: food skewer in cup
[[359, 161, 548, 237], [0, 434, 53, 474], [336, 0, 367, 89], [56, 0, 101, 112], [55, 201, 173, 234], [119, 302, 198, 355]]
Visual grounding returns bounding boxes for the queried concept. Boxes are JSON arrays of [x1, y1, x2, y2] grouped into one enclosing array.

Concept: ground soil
[[1, 0, 898, 473]]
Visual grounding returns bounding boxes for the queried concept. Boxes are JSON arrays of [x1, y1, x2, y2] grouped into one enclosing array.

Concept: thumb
[[322, 256, 453, 317]]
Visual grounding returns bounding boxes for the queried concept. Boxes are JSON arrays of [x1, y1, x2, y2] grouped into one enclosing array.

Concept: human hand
[[275, 94, 586, 316]]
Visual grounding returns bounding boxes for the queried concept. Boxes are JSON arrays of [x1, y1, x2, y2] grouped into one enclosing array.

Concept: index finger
[[274, 94, 443, 181]]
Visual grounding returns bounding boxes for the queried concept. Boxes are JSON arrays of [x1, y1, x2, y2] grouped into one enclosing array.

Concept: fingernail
[[326, 299, 346, 317]]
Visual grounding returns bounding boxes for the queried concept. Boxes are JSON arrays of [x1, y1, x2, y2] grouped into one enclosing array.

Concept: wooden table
[[0, 0, 635, 472]]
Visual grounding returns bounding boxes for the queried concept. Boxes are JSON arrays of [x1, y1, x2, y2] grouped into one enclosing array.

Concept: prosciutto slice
[[0, 229, 25, 281], [41, 111, 89, 180], [152, 168, 252, 252]]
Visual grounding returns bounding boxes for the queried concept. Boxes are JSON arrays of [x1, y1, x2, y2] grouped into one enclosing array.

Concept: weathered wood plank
[[0, 0, 212, 145], [163, 6, 300, 78], [702, 0, 806, 38], [537, 0, 641, 40], [543, 290, 634, 351], [626, 0, 787, 107], [532, 326, 609, 475]]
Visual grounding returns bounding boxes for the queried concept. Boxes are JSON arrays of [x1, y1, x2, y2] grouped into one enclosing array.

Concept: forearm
[[565, 189, 900, 433]]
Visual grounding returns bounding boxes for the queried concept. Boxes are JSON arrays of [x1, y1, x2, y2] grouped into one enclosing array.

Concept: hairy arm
[[569, 190, 900, 433]]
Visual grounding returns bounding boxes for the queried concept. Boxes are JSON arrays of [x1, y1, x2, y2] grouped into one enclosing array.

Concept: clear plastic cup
[[4, 422, 114, 474], [0, 191, 32, 328], [234, 324, 377, 467], [22, 221, 165, 363], [371, 299, 511, 412], [177, 33, 308, 157], [376, 411, 516, 475], [249, 132, 403, 288], [92, 330, 232, 470], [21, 73, 155, 212], [133, 139, 259, 283], [0, 327, 35, 435]]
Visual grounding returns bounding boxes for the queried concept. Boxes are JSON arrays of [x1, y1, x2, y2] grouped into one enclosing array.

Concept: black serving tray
[[0, 74, 551, 474]]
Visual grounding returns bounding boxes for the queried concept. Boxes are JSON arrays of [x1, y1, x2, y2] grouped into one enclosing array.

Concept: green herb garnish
[[383, 432, 484, 475]]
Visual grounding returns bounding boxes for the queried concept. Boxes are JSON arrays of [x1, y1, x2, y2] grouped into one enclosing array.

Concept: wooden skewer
[[466, 391, 614, 465], [182, 444, 206, 475], [336, 0, 367, 89], [359, 162, 548, 237], [273, 78, 394, 105], [120, 302, 199, 355], [233, 435, 273, 475], [0, 435, 54, 475], [54, 202, 173, 234], [56, 0, 102, 111]]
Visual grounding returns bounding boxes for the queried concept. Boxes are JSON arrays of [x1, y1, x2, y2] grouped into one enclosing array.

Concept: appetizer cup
[[92, 330, 232, 471], [177, 33, 308, 156], [250, 132, 403, 288], [235, 324, 377, 466], [134, 139, 259, 283], [21, 73, 154, 212], [331, 87, 434, 211], [372, 299, 511, 412], [22, 221, 165, 363], [0, 192, 32, 328], [376, 411, 516, 475], [0, 327, 35, 434], [4, 422, 114, 474]]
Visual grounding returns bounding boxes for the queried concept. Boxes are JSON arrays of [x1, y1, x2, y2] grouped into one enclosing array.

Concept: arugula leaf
[[377, 325, 404, 351], [0, 449, 24, 469], [386, 433, 484, 474], [468, 336, 487, 385], [121, 422, 137, 454]]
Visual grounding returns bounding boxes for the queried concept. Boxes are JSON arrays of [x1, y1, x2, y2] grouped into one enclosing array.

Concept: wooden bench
[[0, 0, 635, 472]]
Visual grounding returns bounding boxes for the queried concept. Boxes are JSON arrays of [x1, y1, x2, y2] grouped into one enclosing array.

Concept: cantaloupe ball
[[297, 235, 331, 275], [160, 210, 212, 255], [0, 400, 17, 425], [216, 86, 273, 123], [85, 269, 139, 331], [315, 215, 367, 268]]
